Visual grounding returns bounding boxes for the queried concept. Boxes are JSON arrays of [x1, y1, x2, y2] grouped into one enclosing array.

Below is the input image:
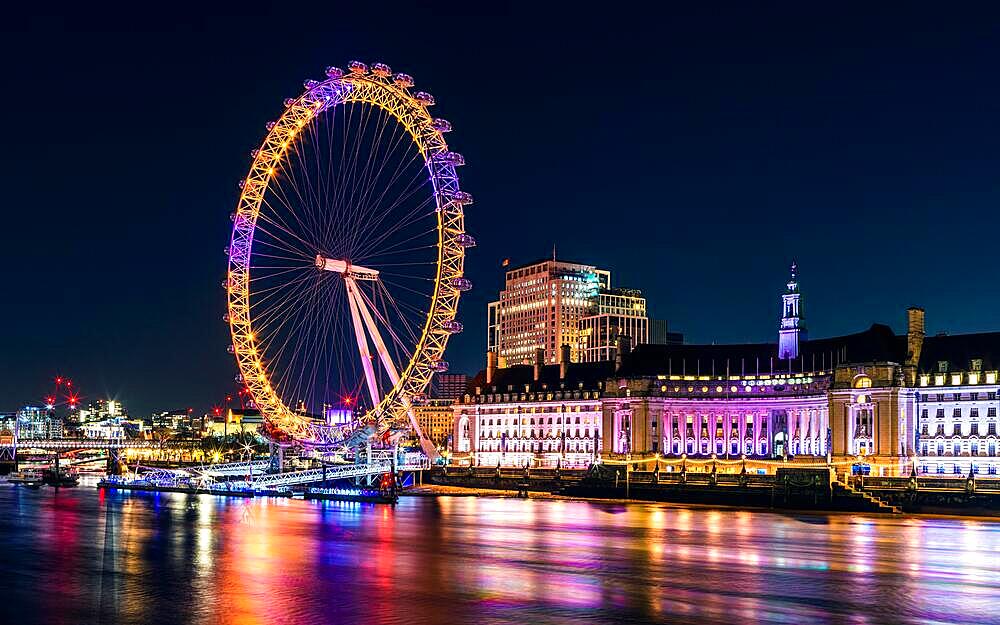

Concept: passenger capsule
[[450, 277, 473, 291], [443, 320, 464, 334], [371, 62, 392, 77], [432, 118, 452, 132], [348, 61, 369, 74], [227, 345, 235, 354], [434, 151, 465, 166], [430, 361, 450, 373], [250, 149, 259, 158], [325, 66, 344, 78], [303, 79, 319, 89], [284, 97, 295, 108], [413, 91, 435, 106], [393, 73, 414, 88], [445, 190, 474, 205], [456, 233, 477, 248], [266, 121, 276, 130]]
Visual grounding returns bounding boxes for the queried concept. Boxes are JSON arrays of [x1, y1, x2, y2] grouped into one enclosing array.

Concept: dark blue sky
[[2, 3, 999, 415]]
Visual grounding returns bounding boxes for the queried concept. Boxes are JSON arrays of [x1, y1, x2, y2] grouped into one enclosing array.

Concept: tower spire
[[778, 260, 806, 360]]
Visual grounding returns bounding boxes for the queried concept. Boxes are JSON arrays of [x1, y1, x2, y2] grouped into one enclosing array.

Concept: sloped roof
[[918, 332, 1000, 372], [615, 323, 906, 377]]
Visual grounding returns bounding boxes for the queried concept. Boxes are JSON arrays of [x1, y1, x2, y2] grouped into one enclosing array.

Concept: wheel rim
[[226, 62, 470, 449]]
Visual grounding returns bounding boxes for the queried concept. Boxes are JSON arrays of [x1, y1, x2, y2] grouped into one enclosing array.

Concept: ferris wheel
[[226, 61, 474, 454]]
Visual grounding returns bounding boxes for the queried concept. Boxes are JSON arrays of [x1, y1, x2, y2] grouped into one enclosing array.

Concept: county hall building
[[453, 264, 1000, 475]]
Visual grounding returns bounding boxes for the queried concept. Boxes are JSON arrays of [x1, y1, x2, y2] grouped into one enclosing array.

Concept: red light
[[188, 408, 193, 413], [343, 396, 353, 406], [55, 377, 62, 384], [66, 380, 72, 387], [226, 396, 232, 402]]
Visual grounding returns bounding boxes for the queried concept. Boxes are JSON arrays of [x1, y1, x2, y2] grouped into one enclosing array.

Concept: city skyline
[[4, 5, 1000, 416]]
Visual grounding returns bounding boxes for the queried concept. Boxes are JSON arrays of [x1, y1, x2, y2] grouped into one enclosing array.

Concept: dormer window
[[937, 361, 949, 373], [971, 358, 983, 372]]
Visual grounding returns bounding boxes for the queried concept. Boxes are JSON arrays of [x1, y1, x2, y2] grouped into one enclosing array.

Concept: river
[[0, 485, 997, 624]]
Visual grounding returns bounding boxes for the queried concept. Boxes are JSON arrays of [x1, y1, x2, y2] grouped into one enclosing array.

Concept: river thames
[[0, 486, 997, 625]]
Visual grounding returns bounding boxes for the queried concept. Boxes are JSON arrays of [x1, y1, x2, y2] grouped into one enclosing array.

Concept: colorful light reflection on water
[[1, 487, 998, 624]]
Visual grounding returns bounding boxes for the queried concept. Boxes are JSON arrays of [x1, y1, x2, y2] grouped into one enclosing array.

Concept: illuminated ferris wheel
[[226, 61, 474, 453]]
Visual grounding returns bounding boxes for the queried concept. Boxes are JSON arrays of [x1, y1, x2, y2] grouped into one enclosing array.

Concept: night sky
[[3, 3, 999, 416]]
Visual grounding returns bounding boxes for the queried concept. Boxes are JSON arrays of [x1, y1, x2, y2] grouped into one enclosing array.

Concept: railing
[[195, 460, 271, 477], [228, 461, 393, 490]]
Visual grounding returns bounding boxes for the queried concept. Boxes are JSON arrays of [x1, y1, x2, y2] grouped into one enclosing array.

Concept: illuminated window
[[853, 375, 872, 389]]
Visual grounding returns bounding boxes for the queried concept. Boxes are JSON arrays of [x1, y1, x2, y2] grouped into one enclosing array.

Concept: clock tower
[[778, 262, 806, 360]]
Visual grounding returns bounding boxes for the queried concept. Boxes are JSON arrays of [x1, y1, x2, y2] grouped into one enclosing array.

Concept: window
[[971, 393, 980, 401], [971, 423, 979, 435], [938, 361, 949, 373], [989, 392, 997, 401], [953, 423, 962, 436], [989, 423, 997, 436], [953, 408, 962, 419], [936, 408, 945, 419], [953, 393, 962, 402], [972, 358, 983, 371], [971, 408, 979, 419]]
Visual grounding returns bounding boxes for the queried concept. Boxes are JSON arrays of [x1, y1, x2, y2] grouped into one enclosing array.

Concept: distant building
[[410, 399, 455, 451], [205, 409, 263, 437], [579, 288, 650, 362], [150, 409, 205, 433], [431, 373, 468, 400], [81, 417, 145, 439], [488, 258, 606, 365], [77, 399, 125, 424], [16, 406, 63, 439]]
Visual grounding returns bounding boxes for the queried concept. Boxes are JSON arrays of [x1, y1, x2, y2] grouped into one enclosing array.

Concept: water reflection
[[0, 486, 997, 624]]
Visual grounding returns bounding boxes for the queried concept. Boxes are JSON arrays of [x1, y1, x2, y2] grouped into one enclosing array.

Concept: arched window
[[853, 374, 872, 389]]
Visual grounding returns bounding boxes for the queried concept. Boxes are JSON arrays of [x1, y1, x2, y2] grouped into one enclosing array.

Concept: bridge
[[3, 438, 195, 451]]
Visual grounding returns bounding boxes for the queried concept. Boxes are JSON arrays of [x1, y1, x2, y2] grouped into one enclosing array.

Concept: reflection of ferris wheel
[[226, 61, 474, 454]]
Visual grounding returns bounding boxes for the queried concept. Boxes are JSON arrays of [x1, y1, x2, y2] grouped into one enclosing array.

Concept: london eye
[[226, 61, 473, 455]]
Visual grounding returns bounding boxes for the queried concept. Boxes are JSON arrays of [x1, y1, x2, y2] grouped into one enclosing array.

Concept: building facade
[[579, 288, 649, 363], [454, 346, 610, 467], [487, 258, 608, 365], [410, 399, 455, 451], [457, 265, 1000, 474]]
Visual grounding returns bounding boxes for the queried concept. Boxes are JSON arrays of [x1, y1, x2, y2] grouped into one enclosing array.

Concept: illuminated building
[[453, 345, 609, 467], [152, 409, 198, 432], [462, 264, 1000, 472], [410, 399, 455, 450], [205, 409, 264, 437], [778, 262, 805, 360], [80, 417, 145, 439], [431, 373, 468, 400], [77, 399, 125, 424], [579, 288, 649, 362], [488, 257, 678, 367], [911, 324, 1000, 475], [16, 406, 63, 439]]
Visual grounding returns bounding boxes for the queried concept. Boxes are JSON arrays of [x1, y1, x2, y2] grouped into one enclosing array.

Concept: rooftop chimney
[[559, 344, 571, 380], [906, 307, 925, 367], [486, 350, 498, 385], [534, 347, 545, 381]]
